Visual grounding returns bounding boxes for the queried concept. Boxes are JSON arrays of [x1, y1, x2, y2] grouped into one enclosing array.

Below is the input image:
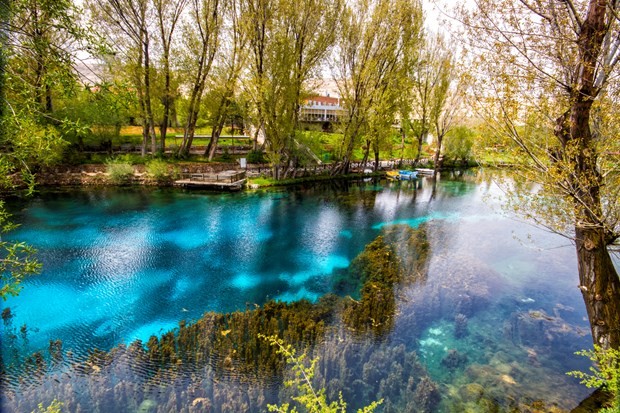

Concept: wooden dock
[[174, 170, 246, 191]]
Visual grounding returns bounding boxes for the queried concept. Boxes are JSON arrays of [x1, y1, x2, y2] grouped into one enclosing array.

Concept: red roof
[[306, 95, 339, 105]]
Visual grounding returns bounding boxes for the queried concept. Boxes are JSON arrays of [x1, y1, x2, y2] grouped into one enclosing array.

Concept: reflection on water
[[1, 170, 605, 412]]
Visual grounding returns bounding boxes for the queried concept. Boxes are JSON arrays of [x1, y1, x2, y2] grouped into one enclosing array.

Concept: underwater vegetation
[[1, 225, 443, 413], [337, 225, 430, 337]]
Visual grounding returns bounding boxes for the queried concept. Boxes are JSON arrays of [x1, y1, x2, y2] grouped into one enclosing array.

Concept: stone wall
[[35, 163, 242, 186]]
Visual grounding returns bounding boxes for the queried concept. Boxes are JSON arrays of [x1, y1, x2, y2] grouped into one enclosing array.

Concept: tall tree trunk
[[206, 93, 232, 160], [575, 227, 620, 349], [136, 56, 148, 157], [180, 58, 207, 157], [331, 115, 362, 175], [399, 128, 406, 167], [414, 129, 425, 165], [565, 0, 620, 350], [567, 102, 620, 349], [361, 139, 370, 170], [206, 116, 227, 161], [160, 61, 170, 153], [373, 141, 380, 172], [433, 132, 443, 178], [142, 35, 157, 155]]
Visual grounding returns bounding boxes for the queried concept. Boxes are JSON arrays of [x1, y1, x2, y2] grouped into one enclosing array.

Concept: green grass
[[247, 171, 384, 188], [474, 148, 522, 166]]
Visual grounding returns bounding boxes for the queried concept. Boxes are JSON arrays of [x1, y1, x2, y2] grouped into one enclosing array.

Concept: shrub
[[260, 334, 382, 413], [114, 153, 142, 165], [247, 149, 266, 164], [146, 159, 178, 183], [568, 345, 620, 413], [220, 147, 233, 162], [105, 158, 134, 184]]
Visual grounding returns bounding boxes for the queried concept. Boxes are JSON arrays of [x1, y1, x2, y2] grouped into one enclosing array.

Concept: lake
[[1, 170, 604, 412]]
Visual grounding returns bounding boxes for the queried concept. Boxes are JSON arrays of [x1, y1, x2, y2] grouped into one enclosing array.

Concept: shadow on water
[[0, 171, 598, 412]]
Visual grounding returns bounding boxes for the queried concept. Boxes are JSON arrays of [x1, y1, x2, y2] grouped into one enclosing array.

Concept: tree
[[331, 0, 423, 175], [6, 0, 86, 115], [427, 36, 463, 177], [0, 0, 85, 299], [3, 0, 92, 171], [55, 81, 137, 151], [204, 0, 248, 161], [154, 0, 188, 153], [94, 0, 158, 156], [405, 33, 458, 169], [443, 125, 474, 165], [244, 0, 341, 179], [177, 0, 221, 157], [464, 0, 620, 349]]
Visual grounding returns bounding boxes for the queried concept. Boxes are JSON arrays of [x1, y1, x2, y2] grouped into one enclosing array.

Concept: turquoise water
[[1, 172, 608, 411]]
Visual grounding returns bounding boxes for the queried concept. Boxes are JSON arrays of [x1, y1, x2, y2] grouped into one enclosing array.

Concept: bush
[[114, 153, 143, 165], [105, 158, 134, 184], [568, 345, 620, 413], [220, 147, 233, 162], [146, 159, 178, 183], [247, 149, 267, 164]]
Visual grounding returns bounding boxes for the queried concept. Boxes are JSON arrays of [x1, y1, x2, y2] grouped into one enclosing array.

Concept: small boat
[[387, 170, 418, 180], [398, 170, 418, 180], [416, 168, 435, 176]]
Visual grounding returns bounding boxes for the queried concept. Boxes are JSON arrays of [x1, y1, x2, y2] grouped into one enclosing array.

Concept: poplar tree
[[244, 0, 341, 179], [178, 0, 221, 157], [154, 0, 188, 153], [94, 0, 159, 156], [331, 0, 423, 175]]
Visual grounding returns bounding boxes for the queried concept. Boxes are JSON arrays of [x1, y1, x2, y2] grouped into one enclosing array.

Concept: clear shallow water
[[1, 171, 611, 412]]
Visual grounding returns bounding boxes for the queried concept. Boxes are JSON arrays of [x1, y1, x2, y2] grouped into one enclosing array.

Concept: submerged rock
[[137, 399, 157, 413], [503, 307, 586, 349], [441, 349, 468, 370], [459, 382, 485, 403], [395, 252, 504, 340]]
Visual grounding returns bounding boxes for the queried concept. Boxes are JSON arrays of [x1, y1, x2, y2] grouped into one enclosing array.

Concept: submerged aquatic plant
[[568, 345, 620, 412], [2, 228, 437, 412], [259, 334, 382, 413], [339, 224, 430, 337]]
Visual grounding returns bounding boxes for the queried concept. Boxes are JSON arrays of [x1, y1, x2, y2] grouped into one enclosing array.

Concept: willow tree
[[205, 0, 248, 161], [154, 0, 187, 153], [244, 0, 341, 179], [465, 0, 620, 349], [177, 0, 221, 157], [331, 0, 423, 175], [94, 0, 158, 156], [404, 33, 458, 169]]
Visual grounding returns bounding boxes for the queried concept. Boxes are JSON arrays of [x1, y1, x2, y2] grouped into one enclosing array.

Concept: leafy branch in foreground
[[33, 399, 63, 413], [0, 202, 41, 299], [259, 334, 382, 413], [568, 345, 620, 413]]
